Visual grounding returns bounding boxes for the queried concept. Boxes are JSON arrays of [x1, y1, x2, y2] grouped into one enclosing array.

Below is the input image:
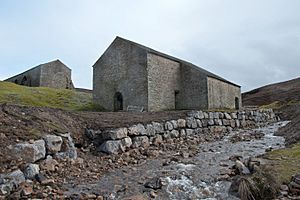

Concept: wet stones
[[144, 177, 163, 190]]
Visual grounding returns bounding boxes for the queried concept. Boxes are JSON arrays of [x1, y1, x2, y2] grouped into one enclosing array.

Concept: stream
[[66, 121, 289, 200]]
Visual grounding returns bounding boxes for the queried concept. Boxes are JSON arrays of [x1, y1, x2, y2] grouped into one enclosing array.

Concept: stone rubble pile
[[279, 173, 300, 198], [89, 109, 277, 154], [0, 133, 77, 196]]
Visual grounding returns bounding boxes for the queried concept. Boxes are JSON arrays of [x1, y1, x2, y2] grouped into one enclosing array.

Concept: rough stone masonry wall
[[147, 53, 180, 112], [5, 67, 42, 87], [87, 109, 277, 155], [207, 77, 241, 109], [39, 61, 73, 89], [93, 38, 148, 111]]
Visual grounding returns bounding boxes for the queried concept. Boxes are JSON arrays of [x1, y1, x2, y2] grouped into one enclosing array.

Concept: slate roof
[[115, 36, 240, 87]]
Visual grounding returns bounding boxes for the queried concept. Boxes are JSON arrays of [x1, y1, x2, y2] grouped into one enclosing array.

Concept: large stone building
[[5, 59, 74, 89], [93, 37, 241, 112]]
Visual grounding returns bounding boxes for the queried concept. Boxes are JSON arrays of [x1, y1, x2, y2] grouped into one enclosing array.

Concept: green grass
[[0, 81, 103, 111], [263, 142, 300, 184]]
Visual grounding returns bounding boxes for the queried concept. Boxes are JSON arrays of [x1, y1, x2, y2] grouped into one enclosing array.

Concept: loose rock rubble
[[0, 132, 78, 197]]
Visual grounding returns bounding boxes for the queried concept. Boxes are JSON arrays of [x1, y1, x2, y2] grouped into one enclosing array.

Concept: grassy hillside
[[0, 81, 100, 111], [242, 77, 300, 107]]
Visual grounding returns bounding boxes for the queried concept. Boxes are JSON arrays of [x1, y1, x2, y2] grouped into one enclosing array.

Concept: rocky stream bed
[[65, 121, 289, 200]]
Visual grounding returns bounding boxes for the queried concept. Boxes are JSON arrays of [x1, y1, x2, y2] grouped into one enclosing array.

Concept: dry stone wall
[[88, 109, 278, 155]]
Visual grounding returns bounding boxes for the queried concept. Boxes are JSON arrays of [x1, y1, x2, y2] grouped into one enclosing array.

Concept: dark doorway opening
[[235, 97, 240, 110], [175, 90, 180, 109], [14, 79, 18, 84], [21, 76, 27, 85], [114, 92, 123, 111]]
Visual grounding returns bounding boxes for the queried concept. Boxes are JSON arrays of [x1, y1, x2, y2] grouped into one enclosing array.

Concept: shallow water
[[66, 121, 289, 200]]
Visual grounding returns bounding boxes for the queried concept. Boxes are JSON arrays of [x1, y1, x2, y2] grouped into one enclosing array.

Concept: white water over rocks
[[65, 121, 289, 199]]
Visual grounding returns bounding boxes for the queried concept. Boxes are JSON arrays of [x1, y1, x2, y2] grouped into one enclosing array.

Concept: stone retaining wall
[[86, 109, 278, 155]]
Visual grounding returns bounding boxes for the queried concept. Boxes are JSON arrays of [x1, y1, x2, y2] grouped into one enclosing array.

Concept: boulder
[[187, 111, 204, 119], [213, 112, 219, 119], [170, 130, 179, 138], [180, 129, 186, 137], [164, 121, 173, 131], [219, 112, 224, 119], [177, 119, 186, 128], [222, 119, 231, 126], [144, 177, 163, 190], [186, 117, 197, 128], [235, 120, 240, 128], [99, 140, 122, 154], [170, 120, 178, 129], [55, 133, 77, 159], [121, 137, 132, 149], [23, 164, 40, 179], [163, 131, 171, 139], [0, 183, 12, 195], [132, 136, 150, 148], [208, 112, 214, 119], [201, 119, 208, 127], [235, 160, 250, 175], [0, 169, 26, 195], [231, 113, 238, 119], [84, 128, 99, 140], [214, 119, 222, 126], [153, 135, 163, 146], [203, 112, 209, 119], [186, 129, 194, 137], [13, 140, 46, 162], [208, 119, 214, 126], [230, 120, 236, 128], [128, 124, 146, 136], [102, 128, 128, 140], [43, 134, 63, 154], [152, 122, 164, 134], [196, 119, 202, 128], [145, 124, 156, 136], [40, 155, 58, 172], [224, 113, 232, 120]]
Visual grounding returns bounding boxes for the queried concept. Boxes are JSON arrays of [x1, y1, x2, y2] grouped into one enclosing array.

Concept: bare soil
[[0, 103, 188, 171]]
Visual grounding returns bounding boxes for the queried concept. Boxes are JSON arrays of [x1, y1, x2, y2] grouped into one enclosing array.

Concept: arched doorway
[[235, 97, 240, 110], [114, 92, 123, 111], [21, 76, 27, 85]]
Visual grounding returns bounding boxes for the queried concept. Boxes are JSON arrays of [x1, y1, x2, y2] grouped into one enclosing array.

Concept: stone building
[[93, 37, 241, 112], [5, 59, 74, 89]]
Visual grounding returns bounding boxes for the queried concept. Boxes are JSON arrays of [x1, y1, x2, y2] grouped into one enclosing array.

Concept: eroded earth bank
[[0, 104, 295, 199]]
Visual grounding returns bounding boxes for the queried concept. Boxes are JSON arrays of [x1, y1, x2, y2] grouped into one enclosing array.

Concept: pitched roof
[[115, 36, 240, 87], [5, 59, 70, 80]]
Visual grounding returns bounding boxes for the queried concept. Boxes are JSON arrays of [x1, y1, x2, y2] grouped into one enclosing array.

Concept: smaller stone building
[[5, 60, 74, 89]]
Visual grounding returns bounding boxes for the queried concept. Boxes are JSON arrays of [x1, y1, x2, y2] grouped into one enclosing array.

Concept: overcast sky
[[0, 0, 299, 92]]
